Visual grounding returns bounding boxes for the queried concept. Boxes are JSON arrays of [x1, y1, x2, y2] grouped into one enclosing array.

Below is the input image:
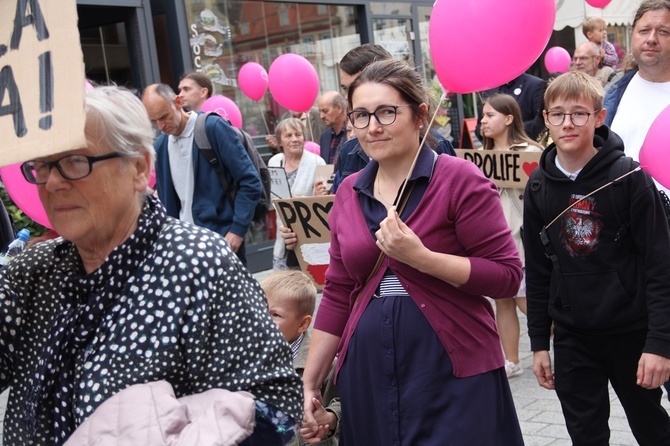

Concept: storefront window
[[183, 0, 360, 255], [183, 1, 361, 139]]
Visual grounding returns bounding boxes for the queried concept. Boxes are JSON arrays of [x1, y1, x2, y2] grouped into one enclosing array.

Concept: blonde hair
[[582, 17, 606, 37], [544, 71, 604, 111], [260, 270, 316, 317]]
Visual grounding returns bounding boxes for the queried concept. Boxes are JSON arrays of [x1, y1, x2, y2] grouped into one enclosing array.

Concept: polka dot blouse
[[0, 195, 302, 444]]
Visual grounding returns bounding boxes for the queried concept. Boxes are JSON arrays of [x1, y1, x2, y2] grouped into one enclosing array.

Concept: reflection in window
[[370, 2, 412, 15], [279, 9, 289, 26], [184, 1, 361, 139]]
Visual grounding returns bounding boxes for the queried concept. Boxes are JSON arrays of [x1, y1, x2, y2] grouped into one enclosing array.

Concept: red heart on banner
[[523, 162, 539, 177]]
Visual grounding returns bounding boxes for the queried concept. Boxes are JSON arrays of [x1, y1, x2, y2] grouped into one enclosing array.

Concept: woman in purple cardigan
[[300, 59, 525, 445]]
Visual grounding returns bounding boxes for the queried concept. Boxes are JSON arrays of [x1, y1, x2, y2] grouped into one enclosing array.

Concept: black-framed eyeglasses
[[545, 110, 600, 127], [20, 152, 123, 185], [347, 105, 412, 129]]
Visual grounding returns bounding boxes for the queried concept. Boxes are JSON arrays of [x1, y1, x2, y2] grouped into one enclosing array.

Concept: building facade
[[75, 0, 635, 272], [76, 0, 459, 272]]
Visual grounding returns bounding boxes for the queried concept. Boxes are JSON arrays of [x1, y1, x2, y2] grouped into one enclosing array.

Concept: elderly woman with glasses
[[300, 59, 524, 445], [268, 117, 325, 271], [0, 86, 302, 445]]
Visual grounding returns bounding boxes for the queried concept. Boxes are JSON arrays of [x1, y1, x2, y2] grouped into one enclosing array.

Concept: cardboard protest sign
[[0, 0, 87, 167], [274, 195, 334, 290], [268, 166, 291, 200], [455, 149, 541, 188]]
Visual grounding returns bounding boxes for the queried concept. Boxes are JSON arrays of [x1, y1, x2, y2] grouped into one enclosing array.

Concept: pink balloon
[[201, 95, 243, 129], [269, 54, 319, 113], [238, 62, 269, 101], [586, 0, 611, 8], [0, 164, 52, 229], [304, 141, 320, 155], [429, 0, 555, 94], [544, 47, 572, 74], [640, 104, 670, 189]]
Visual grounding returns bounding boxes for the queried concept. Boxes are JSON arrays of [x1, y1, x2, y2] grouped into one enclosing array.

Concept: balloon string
[[305, 112, 315, 142], [257, 102, 271, 134], [394, 92, 445, 207], [545, 166, 641, 230]]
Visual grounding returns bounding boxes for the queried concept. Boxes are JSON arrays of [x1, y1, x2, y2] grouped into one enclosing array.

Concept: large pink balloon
[[0, 164, 52, 229], [640, 104, 670, 189], [304, 141, 320, 155], [429, 0, 555, 93], [238, 62, 269, 101], [269, 54, 319, 113], [586, 0, 612, 8], [544, 47, 572, 74], [201, 95, 243, 129]]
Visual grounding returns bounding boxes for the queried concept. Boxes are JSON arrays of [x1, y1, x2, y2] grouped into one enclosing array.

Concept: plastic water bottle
[[0, 229, 30, 266]]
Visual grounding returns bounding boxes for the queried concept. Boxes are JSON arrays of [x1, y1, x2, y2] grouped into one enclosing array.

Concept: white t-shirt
[[611, 73, 670, 193], [168, 111, 198, 223]]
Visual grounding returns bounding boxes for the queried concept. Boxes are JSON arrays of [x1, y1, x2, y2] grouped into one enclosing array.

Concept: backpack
[[194, 112, 271, 221]]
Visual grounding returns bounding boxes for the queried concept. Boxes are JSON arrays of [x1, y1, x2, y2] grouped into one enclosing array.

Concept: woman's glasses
[[21, 152, 123, 184], [347, 105, 412, 129]]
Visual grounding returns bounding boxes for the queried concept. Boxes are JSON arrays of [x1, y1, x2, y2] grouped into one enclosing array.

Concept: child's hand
[[299, 398, 337, 444], [312, 398, 337, 429]]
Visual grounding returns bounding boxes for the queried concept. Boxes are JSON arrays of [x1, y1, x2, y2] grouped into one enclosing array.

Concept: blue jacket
[[331, 132, 456, 193], [603, 69, 638, 127], [154, 113, 262, 238]]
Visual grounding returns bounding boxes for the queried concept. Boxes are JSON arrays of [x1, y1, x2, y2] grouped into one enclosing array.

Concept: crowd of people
[[0, 0, 669, 445]]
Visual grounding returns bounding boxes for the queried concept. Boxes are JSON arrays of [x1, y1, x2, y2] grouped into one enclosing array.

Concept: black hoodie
[[524, 126, 670, 358]]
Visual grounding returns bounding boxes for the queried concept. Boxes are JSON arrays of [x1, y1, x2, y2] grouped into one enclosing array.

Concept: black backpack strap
[[194, 112, 235, 207], [609, 156, 635, 244], [528, 172, 563, 288]]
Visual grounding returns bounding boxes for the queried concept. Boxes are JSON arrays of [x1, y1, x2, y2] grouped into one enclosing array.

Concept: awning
[[554, 0, 641, 30]]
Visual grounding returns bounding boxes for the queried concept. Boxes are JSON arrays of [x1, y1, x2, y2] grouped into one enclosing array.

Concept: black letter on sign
[[0, 65, 27, 137], [11, 0, 50, 50], [39, 51, 52, 130]]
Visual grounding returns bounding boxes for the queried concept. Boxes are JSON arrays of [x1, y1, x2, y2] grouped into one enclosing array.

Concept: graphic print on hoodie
[[561, 194, 603, 257]]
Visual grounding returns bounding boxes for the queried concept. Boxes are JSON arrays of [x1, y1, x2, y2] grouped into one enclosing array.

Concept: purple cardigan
[[314, 154, 522, 378]]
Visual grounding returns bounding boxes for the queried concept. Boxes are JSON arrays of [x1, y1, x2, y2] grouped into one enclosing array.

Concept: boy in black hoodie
[[524, 71, 670, 445]]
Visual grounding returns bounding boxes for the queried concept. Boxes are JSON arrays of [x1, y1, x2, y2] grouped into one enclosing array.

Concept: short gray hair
[[275, 117, 306, 145], [85, 86, 156, 166]]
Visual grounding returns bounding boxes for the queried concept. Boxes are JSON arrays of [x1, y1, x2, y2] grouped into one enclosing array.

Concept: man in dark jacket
[[142, 84, 261, 265], [524, 71, 670, 445], [318, 91, 348, 165]]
